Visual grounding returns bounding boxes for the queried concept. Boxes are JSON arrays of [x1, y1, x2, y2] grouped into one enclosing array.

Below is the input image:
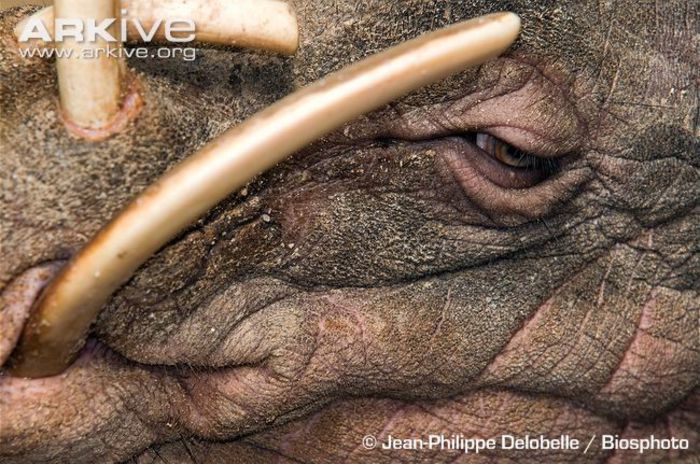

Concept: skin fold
[[0, 1, 697, 463]]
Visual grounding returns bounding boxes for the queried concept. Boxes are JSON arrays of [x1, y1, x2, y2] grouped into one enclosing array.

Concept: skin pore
[[0, 1, 697, 462]]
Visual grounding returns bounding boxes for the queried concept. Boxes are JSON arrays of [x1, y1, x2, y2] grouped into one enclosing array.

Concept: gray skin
[[0, 1, 698, 463]]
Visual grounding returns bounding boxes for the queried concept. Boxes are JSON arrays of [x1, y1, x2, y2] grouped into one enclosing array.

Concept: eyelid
[[374, 58, 586, 158], [439, 137, 591, 222], [476, 132, 536, 167], [481, 125, 570, 159]]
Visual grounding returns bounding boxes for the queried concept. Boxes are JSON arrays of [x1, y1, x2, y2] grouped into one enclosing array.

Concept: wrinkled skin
[[0, 1, 698, 463]]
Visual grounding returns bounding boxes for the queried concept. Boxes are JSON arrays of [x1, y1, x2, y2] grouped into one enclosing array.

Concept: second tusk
[[15, 0, 299, 55]]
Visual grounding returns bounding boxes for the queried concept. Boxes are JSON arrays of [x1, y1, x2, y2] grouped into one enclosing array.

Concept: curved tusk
[[8, 12, 521, 378], [15, 0, 299, 55]]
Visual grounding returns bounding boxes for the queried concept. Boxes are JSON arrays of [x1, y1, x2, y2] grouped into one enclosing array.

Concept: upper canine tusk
[[8, 12, 521, 378], [123, 0, 299, 54], [53, 0, 127, 131], [15, 0, 299, 55], [14, 0, 297, 139]]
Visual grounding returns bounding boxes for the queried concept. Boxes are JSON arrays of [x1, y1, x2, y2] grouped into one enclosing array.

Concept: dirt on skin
[[0, 1, 698, 462]]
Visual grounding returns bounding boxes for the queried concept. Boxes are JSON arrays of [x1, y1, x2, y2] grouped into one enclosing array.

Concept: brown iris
[[475, 132, 554, 171]]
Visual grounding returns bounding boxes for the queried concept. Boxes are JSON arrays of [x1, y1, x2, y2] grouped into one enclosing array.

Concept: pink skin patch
[[597, 288, 695, 399], [60, 77, 144, 142], [0, 262, 63, 367], [0, 339, 103, 398]]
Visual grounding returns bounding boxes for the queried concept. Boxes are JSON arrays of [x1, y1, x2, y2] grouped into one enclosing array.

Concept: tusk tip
[[502, 11, 522, 32], [487, 11, 522, 37]]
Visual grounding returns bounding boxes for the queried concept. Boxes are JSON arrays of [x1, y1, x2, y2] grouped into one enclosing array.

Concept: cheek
[[276, 190, 328, 253], [476, 246, 699, 419], [276, 190, 417, 285], [269, 147, 445, 284]]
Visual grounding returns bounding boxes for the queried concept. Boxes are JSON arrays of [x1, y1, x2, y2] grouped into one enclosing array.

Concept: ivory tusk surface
[[8, 12, 521, 378], [123, 0, 299, 54], [15, 0, 299, 55], [54, 0, 126, 130]]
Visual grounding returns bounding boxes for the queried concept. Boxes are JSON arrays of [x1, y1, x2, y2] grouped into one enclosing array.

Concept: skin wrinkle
[[8, 223, 684, 458], [493, 55, 593, 145], [142, 386, 696, 462], [0, 0, 698, 462], [441, 140, 592, 221], [370, 57, 587, 155], [237, 390, 696, 462], [476, 246, 698, 418]]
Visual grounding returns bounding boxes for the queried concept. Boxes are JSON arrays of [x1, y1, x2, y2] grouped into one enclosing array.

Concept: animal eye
[[442, 132, 564, 191], [475, 132, 556, 173]]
